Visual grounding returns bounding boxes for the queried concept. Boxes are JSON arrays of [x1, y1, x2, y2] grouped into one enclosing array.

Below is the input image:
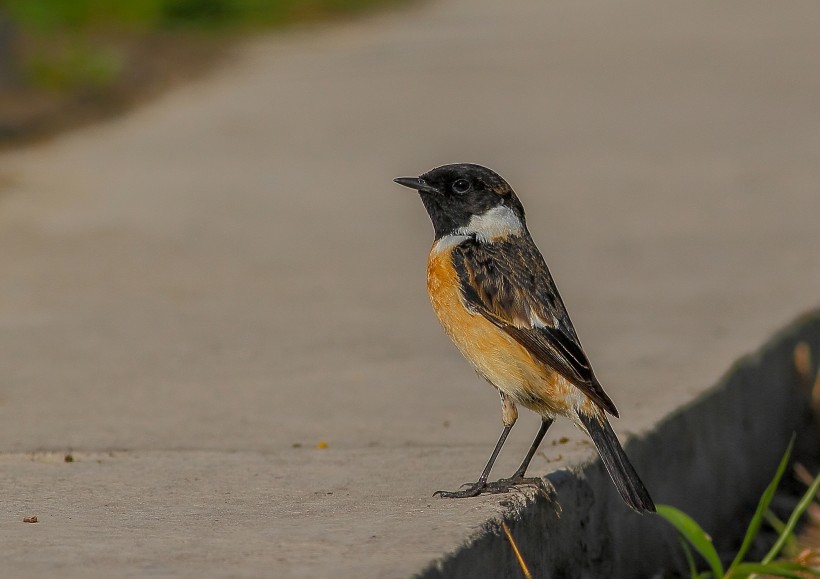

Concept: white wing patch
[[529, 311, 558, 330]]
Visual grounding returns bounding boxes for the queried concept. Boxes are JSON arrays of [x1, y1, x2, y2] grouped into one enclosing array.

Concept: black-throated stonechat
[[395, 163, 654, 513]]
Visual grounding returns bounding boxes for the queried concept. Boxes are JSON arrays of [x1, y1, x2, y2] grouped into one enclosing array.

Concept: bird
[[394, 163, 655, 513]]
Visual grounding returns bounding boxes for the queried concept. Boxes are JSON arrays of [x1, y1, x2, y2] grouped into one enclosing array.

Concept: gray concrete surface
[[1, 0, 819, 576]]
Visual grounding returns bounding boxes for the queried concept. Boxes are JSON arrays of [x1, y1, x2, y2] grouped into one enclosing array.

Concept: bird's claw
[[433, 482, 486, 498], [434, 476, 545, 498]]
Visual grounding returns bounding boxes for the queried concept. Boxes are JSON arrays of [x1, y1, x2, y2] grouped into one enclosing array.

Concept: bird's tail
[[578, 412, 655, 513]]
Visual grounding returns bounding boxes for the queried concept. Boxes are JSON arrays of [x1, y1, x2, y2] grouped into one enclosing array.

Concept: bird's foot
[[483, 476, 544, 494], [433, 476, 545, 498], [433, 481, 487, 498]]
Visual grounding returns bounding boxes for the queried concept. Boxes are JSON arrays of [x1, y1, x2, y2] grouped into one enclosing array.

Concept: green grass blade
[[756, 560, 820, 574], [761, 470, 820, 564], [763, 510, 799, 558], [727, 435, 795, 573], [657, 504, 724, 578], [763, 509, 787, 535], [732, 561, 817, 578], [679, 538, 699, 579]]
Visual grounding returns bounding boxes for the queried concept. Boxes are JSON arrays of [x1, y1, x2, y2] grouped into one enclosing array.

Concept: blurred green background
[[4, 0, 388, 33], [0, 0, 397, 142]]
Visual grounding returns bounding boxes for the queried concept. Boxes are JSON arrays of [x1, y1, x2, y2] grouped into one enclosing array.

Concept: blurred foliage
[[24, 45, 123, 92], [1, 0, 395, 93], [0, 0, 399, 143], [3, 0, 388, 32]]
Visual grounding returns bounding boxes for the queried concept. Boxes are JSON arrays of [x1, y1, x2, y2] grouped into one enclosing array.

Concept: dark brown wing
[[451, 235, 619, 417]]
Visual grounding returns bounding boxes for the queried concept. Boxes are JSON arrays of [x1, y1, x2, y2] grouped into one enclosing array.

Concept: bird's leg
[[509, 417, 553, 480], [484, 417, 554, 493], [434, 424, 512, 498], [434, 392, 517, 499]]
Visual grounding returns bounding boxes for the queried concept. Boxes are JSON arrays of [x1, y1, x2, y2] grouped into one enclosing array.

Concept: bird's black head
[[394, 163, 526, 240]]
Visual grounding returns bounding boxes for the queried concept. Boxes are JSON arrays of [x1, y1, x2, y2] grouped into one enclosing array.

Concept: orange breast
[[427, 245, 576, 417]]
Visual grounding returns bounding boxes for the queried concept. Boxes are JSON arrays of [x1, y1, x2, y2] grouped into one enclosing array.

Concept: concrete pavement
[[1, 0, 820, 576]]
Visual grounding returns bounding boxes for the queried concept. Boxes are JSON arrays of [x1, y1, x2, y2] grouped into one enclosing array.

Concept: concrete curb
[[419, 309, 820, 578]]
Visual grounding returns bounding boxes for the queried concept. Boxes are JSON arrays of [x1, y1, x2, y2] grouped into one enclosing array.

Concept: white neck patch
[[431, 234, 470, 255], [454, 205, 524, 243]]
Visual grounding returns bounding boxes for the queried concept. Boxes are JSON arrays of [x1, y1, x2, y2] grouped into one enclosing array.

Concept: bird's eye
[[452, 179, 471, 194]]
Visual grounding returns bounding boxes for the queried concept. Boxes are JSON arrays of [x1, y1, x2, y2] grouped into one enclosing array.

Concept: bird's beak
[[393, 176, 440, 195]]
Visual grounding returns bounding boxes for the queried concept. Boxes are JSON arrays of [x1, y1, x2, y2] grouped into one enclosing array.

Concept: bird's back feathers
[[449, 234, 619, 416]]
